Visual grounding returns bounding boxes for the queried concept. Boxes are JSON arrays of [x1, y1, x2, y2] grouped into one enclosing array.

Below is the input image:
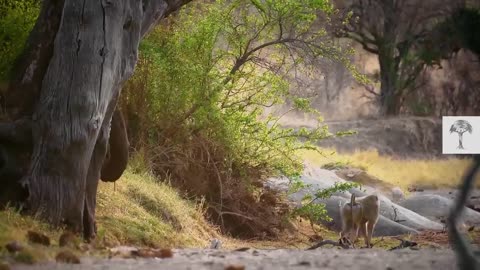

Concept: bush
[[120, 0, 362, 238]]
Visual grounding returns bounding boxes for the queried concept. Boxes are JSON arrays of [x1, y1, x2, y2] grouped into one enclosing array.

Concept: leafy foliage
[[121, 0, 362, 237], [129, 0, 362, 177], [0, 0, 39, 81], [291, 181, 360, 223]]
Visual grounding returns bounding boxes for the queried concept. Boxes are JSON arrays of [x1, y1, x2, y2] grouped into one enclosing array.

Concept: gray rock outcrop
[[399, 194, 480, 225]]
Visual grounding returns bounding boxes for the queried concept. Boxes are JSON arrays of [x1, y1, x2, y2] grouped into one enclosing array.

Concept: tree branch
[[141, 0, 193, 37]]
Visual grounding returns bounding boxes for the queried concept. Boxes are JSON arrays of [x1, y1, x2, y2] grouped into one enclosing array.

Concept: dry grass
[[95, 170, 220, 248], [0, 169, 222, 263], [300, 148, 479, 190], [3, 148, 466, 264]]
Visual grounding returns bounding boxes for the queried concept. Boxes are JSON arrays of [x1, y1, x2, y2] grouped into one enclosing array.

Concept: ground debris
[[412, 230, 451, 246]]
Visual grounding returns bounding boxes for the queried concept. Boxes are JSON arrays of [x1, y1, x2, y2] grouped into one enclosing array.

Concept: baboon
[[340, 193, 380, 248]]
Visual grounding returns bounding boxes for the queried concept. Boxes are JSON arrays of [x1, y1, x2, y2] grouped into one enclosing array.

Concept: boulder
[[399, 194, 480, 225], [316, 196, 418, 236], [268, 166, 444, 235], [375, 195, 443, 231], [391, 187, 405, 202]]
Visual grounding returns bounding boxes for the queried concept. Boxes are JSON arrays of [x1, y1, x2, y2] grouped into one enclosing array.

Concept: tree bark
[[1, 0, 192, 237], [378, 0, 401, 116], [379, 58, 400, 115], [3, 0, 65, 119]]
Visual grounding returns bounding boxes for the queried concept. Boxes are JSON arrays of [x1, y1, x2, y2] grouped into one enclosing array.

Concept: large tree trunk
[[1, 0, 191, 238], [379, 59, 400, 115], [378, 0, 402, 116]]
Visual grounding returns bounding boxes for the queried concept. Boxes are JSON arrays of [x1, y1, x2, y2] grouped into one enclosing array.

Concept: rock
[[399, 194, 480, 225], [269, 165, 443, 236], [335, 168, 396, 195], [109, 246, 139, 258], [287, 168, 442, 230], [312, 117, 442, 158], [158, 248, 173, 258], [391, 187, 404, 202], [5, 241, 23, 253], [376, 195, 443, 231], [373, 216, 419, 236], [210, 238, 222, 249], [26, 231, 50, 246], [225, 264, 245, 270], [136, 248, 173, 259], [233, 247, 250, 252], [55, 250, 81, 264]]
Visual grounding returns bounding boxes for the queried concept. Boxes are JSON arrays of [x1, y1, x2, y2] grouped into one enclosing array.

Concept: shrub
[[120, 0, 362, 238]]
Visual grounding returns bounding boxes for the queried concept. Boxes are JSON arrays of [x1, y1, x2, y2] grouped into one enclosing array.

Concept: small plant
[[291, 181, 360, 226]]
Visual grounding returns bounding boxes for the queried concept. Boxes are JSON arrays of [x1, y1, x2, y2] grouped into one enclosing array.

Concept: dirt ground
[[12, 248, 458, 270]]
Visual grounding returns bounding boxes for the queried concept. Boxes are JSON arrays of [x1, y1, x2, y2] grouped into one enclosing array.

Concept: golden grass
[[4, 148, 462, 264], [0, 169, 222, 263], [95, 170, 219, 248], [300, 148, 479, 190], [0, 169, 318, 262]]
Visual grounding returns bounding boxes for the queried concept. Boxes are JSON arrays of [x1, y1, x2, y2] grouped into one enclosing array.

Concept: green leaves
[[292, 181, 360, 223], [135, 0, 353, 180], [128, 0, 362, 228], [0, 0, 39, 81]]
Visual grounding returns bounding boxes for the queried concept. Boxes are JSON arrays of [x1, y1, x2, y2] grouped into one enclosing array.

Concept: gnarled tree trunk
[[1, 0, 191, 238]]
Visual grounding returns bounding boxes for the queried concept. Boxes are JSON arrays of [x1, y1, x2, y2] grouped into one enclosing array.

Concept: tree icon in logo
[[450, 120, 473, 149]]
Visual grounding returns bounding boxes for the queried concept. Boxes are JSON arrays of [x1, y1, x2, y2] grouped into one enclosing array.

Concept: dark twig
[[306, 239, 351, 250], [388, 237, 418, 251]]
